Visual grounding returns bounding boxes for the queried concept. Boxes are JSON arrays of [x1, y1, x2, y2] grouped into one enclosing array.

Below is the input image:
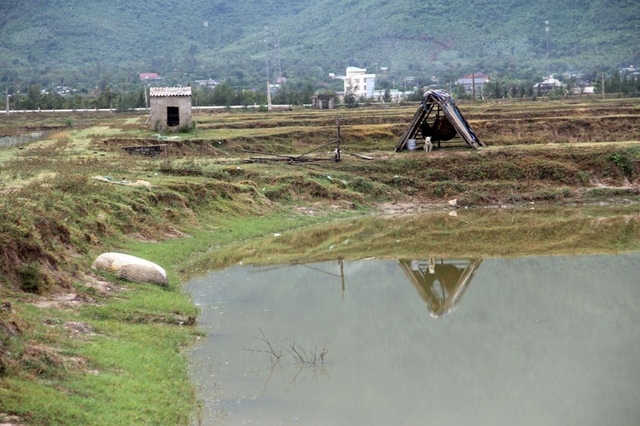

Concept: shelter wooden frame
[[395, 89, 484, 151]]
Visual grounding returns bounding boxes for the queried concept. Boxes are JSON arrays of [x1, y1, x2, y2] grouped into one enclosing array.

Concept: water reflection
[[244, 328, 331, 396], [252, 258, 347, 298], [398, 258, 482, 318], [257, 258, 482, 317], [187, 253, 640, 425]]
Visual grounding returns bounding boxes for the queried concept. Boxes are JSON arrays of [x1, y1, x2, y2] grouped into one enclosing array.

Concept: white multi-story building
[[343, 66, 376, 99]]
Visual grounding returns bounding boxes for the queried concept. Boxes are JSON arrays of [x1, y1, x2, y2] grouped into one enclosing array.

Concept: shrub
[[17, 262, 51, 294], [607, 149, 636, 179]]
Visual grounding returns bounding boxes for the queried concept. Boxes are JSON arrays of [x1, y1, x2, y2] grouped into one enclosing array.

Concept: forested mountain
[[1, 0, 639, 92]]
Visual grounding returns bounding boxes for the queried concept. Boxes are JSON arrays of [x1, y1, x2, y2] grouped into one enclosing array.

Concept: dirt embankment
[[1, 100, 639, 294]]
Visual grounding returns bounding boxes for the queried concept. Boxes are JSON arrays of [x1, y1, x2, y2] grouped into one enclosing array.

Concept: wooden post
[[5, 87, 9, 114], [335, 117, 341, 161], [601, 72, 605, 100], [194, 95, 198, 136]]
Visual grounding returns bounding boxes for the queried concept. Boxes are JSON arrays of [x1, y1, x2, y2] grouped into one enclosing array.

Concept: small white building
[[194, 79, 219, 89], [620, 65, 639, 76], [312, 94, 336, 109], [148, 87, 192, 132], [533, 76, 564, 95], [343, 67, 376, 99], [372, 89, 411, 102]]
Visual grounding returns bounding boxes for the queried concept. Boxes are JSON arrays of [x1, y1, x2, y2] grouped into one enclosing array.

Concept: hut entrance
[[167, 107, 180, 127], [420, 111, 457, 145]]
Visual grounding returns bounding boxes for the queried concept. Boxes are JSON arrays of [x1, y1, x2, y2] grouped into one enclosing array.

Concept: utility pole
[[264, 26, 272, 111], [471, 73, 476, 100], [5, 87, 9, 114], [545, 21, 549, 61], [144, 83, 149, 110], [544, 20, 550, 77], [266, 81, 272, 111], [274, 29, 282, 83], [601, 72, 605, 100]]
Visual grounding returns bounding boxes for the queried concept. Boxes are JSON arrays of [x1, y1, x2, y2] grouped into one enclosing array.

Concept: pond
[[184, 206, 640, 425], [187, 251, 640, 425]]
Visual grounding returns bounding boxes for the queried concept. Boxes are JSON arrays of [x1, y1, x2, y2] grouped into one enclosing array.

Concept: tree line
[[453, 71, 640, 100], [2, 71, 638, 111], [3, 85, 146, 111], [1, 80, 325, 111]]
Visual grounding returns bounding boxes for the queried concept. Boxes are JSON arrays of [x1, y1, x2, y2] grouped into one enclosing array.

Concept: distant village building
[[571, 85, 596, 95], [533, 76, 564, 95], [148, 87, 192, 132], [343, 66, 376, 99], [194, 79, 219, 89], [140, 73, 162, 81], [312, 94, 335, 110], [620, 65, 639, 76], [372, 89, 410, 102], [56, 86, 72, 96], [457, 73, 490, 95]]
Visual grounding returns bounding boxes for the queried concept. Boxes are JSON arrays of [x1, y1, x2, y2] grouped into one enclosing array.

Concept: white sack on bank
[[91, 252, 168, 287]]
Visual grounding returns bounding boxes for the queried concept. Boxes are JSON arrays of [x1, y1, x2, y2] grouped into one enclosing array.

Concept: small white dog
[[424, 136, 433, 152]]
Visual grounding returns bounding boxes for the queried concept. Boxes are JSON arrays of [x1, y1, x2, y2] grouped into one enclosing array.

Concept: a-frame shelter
[[395, 89, 484, 151]]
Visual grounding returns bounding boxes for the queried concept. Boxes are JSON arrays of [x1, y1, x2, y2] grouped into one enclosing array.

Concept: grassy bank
[[1, 98, 639, 424], [183, 204, 640, 275], [0, 172, 359, 424]]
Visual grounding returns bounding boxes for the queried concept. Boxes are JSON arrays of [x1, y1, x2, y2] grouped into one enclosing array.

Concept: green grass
[[0, 317, 197, 425], [1, 270, 200, 425]]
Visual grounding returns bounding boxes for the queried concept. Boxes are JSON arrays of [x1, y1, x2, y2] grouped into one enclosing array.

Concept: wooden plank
[[352, 153, 374, 160], [394, 104, 426, 151]]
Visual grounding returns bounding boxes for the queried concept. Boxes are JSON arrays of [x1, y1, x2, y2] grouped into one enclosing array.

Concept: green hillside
[[0, 0, 638, 91]]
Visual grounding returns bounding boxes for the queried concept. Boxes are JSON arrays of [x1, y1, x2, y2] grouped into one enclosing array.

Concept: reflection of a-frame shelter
[[395, 89, 485, 151], [398, 258, 482, 318]]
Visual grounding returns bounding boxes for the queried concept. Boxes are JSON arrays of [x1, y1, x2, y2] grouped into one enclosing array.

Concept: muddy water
[[187, 253, 640, 425]]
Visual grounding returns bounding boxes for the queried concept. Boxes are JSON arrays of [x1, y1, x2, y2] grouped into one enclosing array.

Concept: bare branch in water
[[245, 330, 328, 367]]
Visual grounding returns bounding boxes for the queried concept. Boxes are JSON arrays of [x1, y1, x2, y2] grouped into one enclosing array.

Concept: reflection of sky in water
[[187, 253, 640, 425]]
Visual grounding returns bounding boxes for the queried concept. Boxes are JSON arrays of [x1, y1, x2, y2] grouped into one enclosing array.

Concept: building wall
[[457, 75, 490, 94], [149, 96, 192, 132], [344, 67, 376, 99], [312, 94, 335, 109], [372, 89, 410, 102]]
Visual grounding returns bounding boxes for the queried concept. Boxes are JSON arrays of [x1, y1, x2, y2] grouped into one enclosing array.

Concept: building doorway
[[167, 107, 180, 127]]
